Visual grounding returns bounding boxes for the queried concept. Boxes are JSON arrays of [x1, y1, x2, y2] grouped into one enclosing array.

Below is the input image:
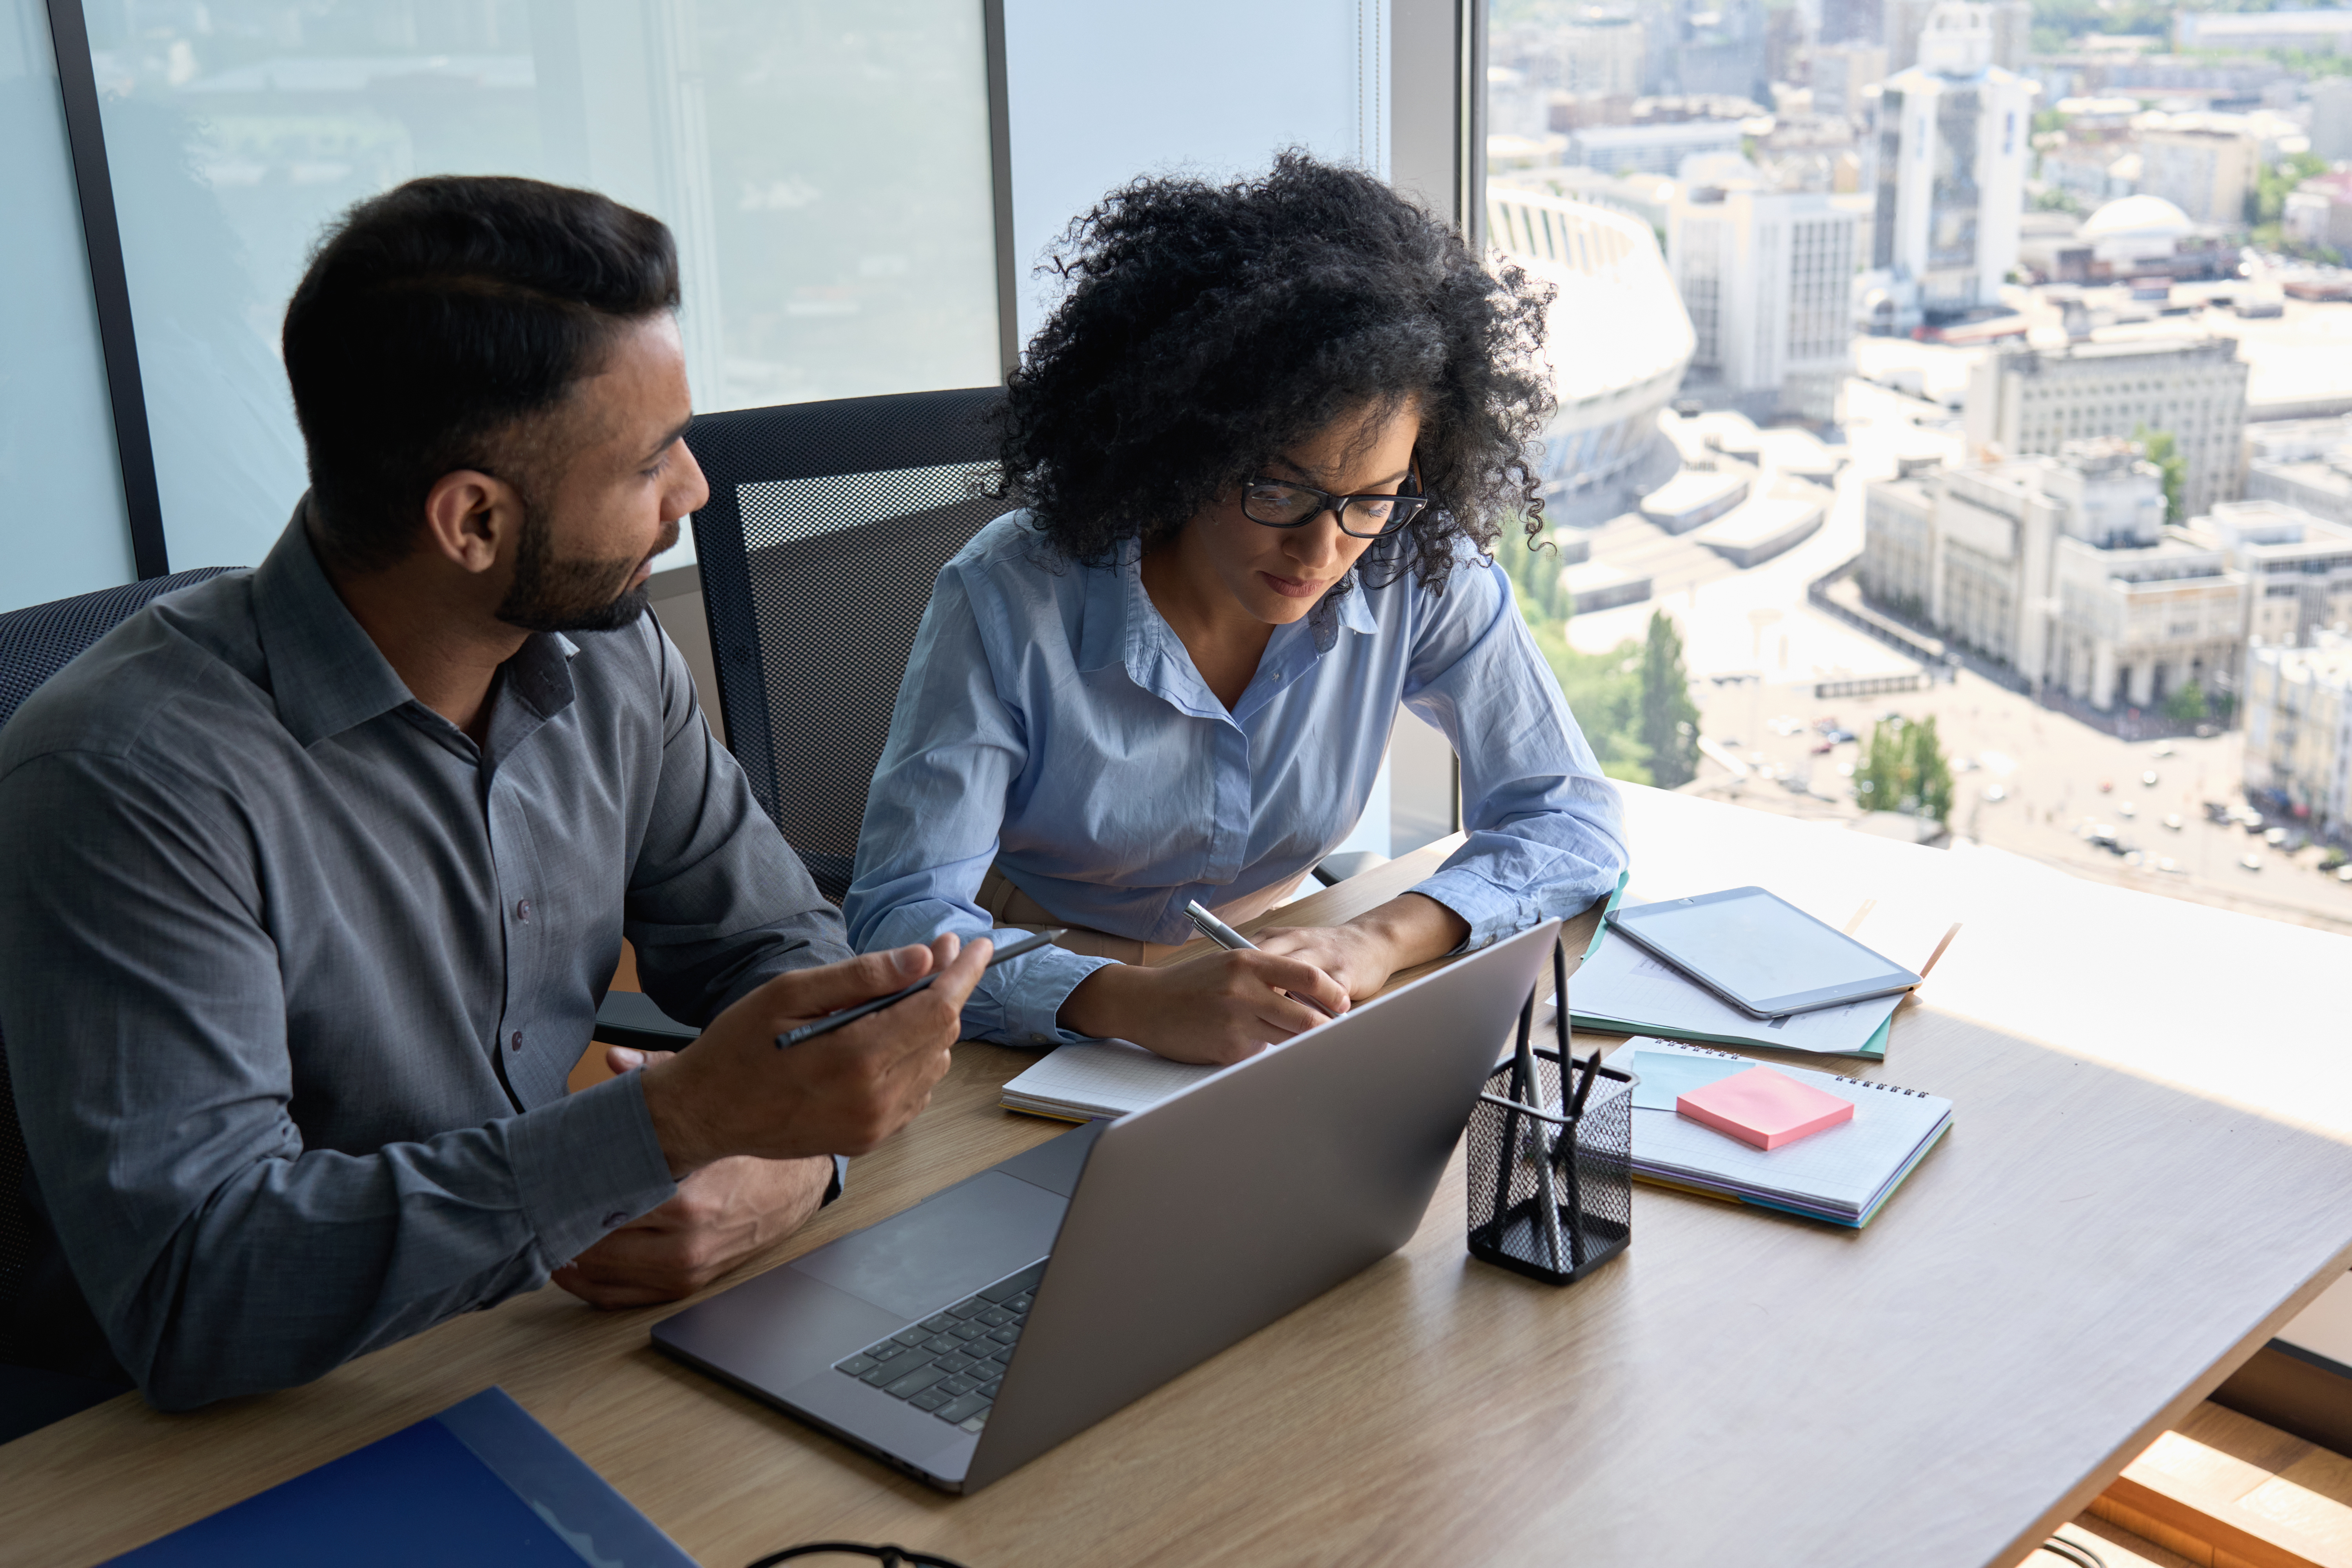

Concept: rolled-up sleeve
[[844, 568, 1112, 1045], [1398, 558, 1628, 948], [0, 751, 678, 1410]]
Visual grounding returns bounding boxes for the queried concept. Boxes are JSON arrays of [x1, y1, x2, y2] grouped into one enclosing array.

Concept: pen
[[774, 928, 1066, 1048], [1180, 900, 1339, 1019]]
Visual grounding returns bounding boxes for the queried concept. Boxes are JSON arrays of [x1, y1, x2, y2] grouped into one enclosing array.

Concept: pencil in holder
[[1465, 942, 1635, 1286]]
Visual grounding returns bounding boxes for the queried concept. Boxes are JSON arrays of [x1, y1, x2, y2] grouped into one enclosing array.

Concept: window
[[76, 0, 1002, 573]]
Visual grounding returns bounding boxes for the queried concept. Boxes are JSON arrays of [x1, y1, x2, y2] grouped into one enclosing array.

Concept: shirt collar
[[252, 497, 582, 750], [1081, 539, 1382, 718], [252, 500, 421, 748]]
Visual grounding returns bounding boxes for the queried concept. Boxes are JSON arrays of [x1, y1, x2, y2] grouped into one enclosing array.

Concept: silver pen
[[1181, 899, 1339, 1019]]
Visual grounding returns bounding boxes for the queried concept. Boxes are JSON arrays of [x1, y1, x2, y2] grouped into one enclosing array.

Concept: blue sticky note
[[1629, 1048, 1750, 1111]]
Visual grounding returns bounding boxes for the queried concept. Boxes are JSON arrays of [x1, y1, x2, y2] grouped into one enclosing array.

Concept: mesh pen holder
[[1466, 945, 1635, 1287], [1467, 1049, 1634, 1285]]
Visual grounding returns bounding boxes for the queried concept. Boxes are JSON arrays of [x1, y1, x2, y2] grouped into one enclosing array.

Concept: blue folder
[[108, 1387, 697, 1567]]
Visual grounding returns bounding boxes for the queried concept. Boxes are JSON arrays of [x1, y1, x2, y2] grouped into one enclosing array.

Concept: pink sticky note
[[1676, 1065, 1854, 1151]]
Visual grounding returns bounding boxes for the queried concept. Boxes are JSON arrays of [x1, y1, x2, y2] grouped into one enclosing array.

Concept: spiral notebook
[[1601, 1038, 1952, 1227]]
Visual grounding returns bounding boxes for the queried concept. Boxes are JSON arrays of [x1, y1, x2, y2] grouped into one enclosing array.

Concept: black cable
[[746, 1544, 973, 1568], [2034, 1537, 2107, 1568]]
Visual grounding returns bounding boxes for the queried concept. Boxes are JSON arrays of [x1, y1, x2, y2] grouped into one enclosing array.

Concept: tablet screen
[[1609, 889, 1916, 1013]]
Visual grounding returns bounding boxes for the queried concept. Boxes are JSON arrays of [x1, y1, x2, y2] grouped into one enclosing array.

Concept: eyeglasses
[[1240, 474, 1430, 539]]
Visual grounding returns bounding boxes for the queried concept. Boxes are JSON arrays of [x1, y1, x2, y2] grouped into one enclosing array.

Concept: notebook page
[[1565, 932, 1900, 1054], [1602, 1038, 1951, 1211], [1000, 1040, 1217, 1119]]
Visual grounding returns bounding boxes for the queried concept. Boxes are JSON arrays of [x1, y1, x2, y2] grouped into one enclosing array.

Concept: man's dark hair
[[998, 152, 1557, 593], [282, 176, 680, 572]]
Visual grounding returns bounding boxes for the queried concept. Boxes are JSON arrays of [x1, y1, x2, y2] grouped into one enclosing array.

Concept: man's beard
[[495, 494, 677, 635]]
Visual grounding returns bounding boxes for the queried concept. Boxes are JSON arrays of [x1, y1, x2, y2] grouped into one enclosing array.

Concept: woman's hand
[[1058, 951, 1350, 1065], [1257, 893, 1472, 1002]]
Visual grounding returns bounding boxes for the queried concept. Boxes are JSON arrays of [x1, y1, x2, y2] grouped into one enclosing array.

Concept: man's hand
[[637, 934, 989, 1176], [1057, 949, 1350, 1066], [554, 1144, 833, 1308]]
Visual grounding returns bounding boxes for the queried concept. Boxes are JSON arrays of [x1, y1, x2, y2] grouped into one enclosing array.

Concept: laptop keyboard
[[832, 1260, 1044, 1434]]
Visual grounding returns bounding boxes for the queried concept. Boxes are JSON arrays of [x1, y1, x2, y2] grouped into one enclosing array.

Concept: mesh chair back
[[0, 568, 239, 1330], [689, 389, 1007, 900]]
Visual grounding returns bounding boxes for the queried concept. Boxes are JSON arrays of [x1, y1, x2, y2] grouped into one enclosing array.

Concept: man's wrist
[[638, 1057, 724, 1177]]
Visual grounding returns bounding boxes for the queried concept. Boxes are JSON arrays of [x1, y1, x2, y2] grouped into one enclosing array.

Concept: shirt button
[[509, 1030, 524, 1053], [515, 898, 532, 922]]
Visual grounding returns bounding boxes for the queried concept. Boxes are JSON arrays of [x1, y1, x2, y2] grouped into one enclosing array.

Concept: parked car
[[2264, 826, 2289, 847], [2163, 813, 2183, 831], [2140, 770, 2159, 787], [2241, 854, 2264, 871]]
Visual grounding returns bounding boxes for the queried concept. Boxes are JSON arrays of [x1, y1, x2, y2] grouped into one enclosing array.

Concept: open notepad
[[999, 1039, 1221, 1121], [1601, 1038, 1953, 1227]]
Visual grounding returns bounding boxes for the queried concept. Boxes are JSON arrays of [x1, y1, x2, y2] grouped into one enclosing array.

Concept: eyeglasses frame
[[1239, 470, 1431, 540]]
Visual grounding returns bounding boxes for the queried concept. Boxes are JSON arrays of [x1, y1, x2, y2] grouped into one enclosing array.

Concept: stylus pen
[[1181, 900, 1339, 1019], [773, 929, 1065, 1048]]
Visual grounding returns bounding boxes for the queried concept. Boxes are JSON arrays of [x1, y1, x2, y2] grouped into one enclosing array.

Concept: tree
[[2133, 426, 2187, 524], [1636, 610, 1700, 789], [2166, 680, 2209, 726], [1853, 714, 1954, 826], [1502, 523, 1571, 627]]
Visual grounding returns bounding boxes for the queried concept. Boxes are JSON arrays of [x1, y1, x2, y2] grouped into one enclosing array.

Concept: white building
[[2311, 76, 2352, 164], [1962, 334, 2249, 520], [1862, 439, 2249, 711], [2133, 121, 2259, 229], [2179, 499, 2352, 649], [2243, 632, 2352, 835], [1863, 2, 2039, 325], [1486, 186, 1696, 502], [1667, 158, 1866, 421]]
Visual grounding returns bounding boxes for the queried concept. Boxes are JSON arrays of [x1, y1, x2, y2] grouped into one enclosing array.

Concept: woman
[[844, 154, 1626, 1065]]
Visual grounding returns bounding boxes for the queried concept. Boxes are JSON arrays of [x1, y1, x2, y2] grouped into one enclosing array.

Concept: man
[[0, 176, 984, 1409]]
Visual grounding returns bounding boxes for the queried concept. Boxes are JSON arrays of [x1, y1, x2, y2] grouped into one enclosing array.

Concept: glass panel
[[79, 0, 1000, 574], [0, 0, 134, 613]]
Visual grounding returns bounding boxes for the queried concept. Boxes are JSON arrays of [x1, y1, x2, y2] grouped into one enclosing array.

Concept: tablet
[[1604, 887, 1924, 1018]]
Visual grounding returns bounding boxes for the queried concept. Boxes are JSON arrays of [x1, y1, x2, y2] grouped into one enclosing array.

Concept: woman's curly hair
[[996, 152, 1557, 593]]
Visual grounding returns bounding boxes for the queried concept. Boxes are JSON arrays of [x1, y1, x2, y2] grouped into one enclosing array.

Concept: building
[[1823, 0, 1882, 45], [2037, 138, 2140, 209], [1812, 43, 1888, 120], [1492, 165, 1676, 240], [1668, 160, 1867, 421], [2245, 416, 2352, 528], [2132, 122, 2259, 229], [2284, 171, 2352, 253], [2180, 499, 2352, 648], [1883, 0, 1937, 73], [2020, 194, 2237, 285], [2243, 632, 2352, 835], [2173, 8, 2352, 55], [1987, 0, 2030, 70], [1862, 439, 2249, 710], [2311, 76, 2352, 164], [1486, 185, 1695, 502], [1962, 334, 2249, 520], [1864, 2, 2038, 325], [1563, 115, 1749, 174], [1557, 15, 1647, 98]]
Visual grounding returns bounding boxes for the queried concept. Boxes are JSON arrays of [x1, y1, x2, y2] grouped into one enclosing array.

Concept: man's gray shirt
[[0, 509, 853, 1408]]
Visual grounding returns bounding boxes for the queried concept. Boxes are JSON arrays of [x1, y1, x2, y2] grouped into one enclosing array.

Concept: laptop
[[651, 918, 1561, 1494]]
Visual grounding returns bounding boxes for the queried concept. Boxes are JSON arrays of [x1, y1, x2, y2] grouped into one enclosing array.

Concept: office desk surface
[[5, 785, 2349, 1568]]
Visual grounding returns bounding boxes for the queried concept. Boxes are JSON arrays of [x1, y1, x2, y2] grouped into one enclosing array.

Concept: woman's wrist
[[1056, 962, 1151, 1040], [1344, 893, 1470, 975]]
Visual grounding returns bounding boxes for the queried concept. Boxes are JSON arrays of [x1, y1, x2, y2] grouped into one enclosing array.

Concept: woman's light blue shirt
[[843, 512, 1627, 1045]]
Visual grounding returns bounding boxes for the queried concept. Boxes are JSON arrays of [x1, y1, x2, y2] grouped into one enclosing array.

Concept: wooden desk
[[6, 785, 2350, 1567]]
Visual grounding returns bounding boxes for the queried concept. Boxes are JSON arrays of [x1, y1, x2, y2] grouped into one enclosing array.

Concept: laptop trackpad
[[790, 1171, 1065, 1321]]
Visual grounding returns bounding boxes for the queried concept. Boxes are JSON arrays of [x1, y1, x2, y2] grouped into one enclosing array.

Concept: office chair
[[685, 387, 1012, 904], [0, 567, 240, 1442]]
